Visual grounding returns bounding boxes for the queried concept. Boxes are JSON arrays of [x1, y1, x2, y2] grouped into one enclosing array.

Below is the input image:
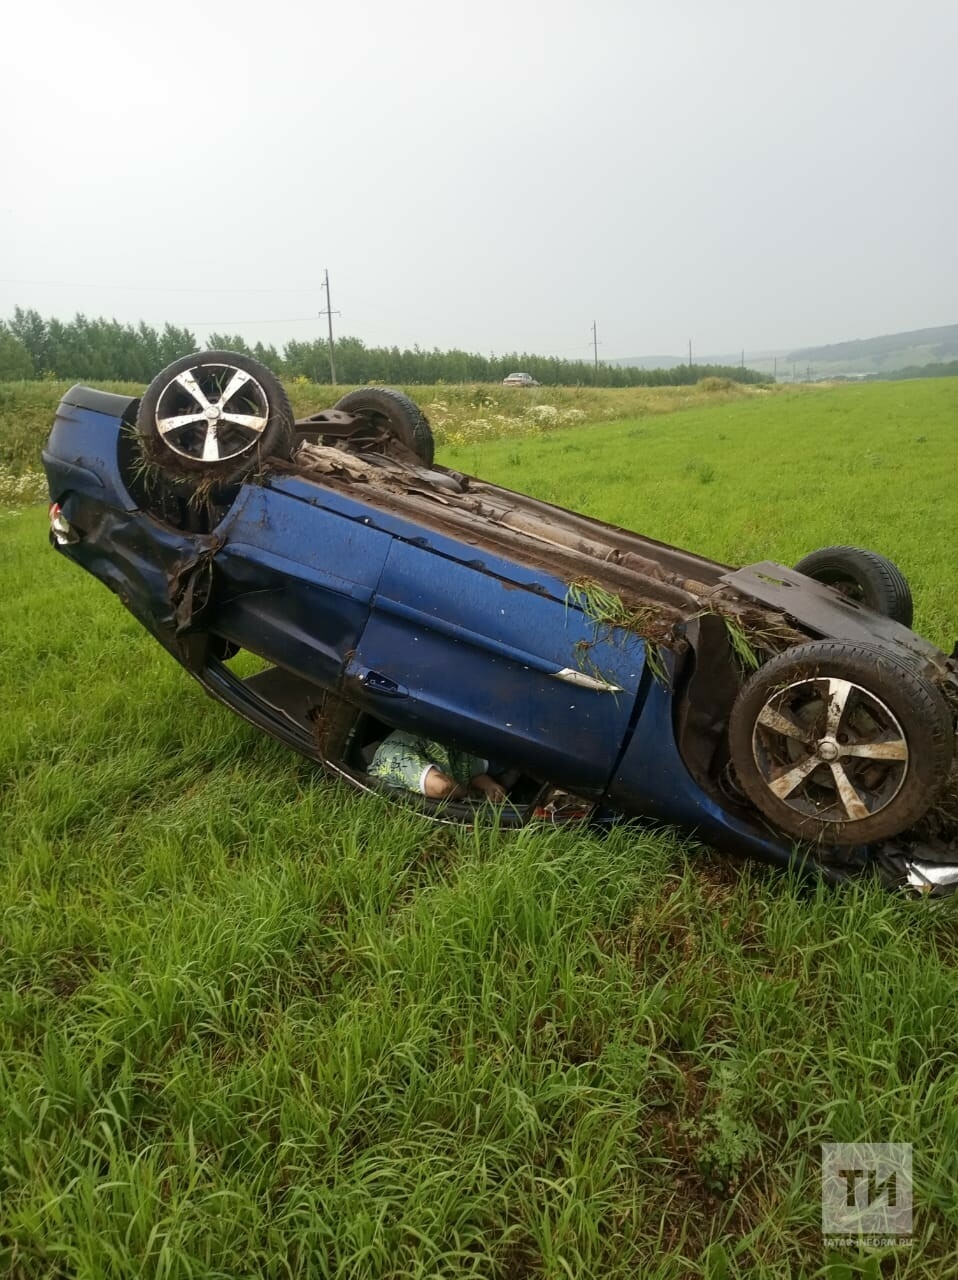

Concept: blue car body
[[41, 383, 958, 894]]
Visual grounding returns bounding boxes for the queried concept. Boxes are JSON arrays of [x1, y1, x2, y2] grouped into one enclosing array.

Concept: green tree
[[0, 324, 34, 380], [8, 308, 49, 374]]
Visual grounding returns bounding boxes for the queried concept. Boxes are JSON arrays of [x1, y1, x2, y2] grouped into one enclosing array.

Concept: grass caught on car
[[2, 377, 958, 1276]]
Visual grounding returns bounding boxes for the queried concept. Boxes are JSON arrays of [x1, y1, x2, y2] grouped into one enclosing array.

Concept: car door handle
[[361, 670, 408, 697]]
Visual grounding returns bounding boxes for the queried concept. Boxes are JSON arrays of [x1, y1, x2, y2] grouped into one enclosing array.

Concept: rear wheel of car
[[332, 387, 434, 467], [794, 546, 913, 627], [728, 639, 952, 846], [136, 350, 294, 486]]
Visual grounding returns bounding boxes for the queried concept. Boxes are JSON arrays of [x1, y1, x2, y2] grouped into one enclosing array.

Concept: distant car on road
[[502, 372, 540, 387], [40, 349, 958, 896]]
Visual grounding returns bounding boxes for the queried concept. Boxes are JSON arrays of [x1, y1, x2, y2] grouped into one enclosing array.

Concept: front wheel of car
[[728, 640, 953, 846], [332, 387, 435, 468], [794, 545, 913, 627], [136, 350, 294, 487]]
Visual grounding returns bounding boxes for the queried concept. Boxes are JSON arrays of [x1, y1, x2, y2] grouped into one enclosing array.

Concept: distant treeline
[[874, 359, 958, 381], [0, 308, 766, 387]]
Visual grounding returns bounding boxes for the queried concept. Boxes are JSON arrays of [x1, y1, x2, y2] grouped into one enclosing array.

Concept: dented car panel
[[40, 381, 958, 895], [212, 484, 394, 690]]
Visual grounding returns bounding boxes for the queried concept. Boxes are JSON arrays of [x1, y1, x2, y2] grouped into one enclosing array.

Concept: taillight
[[49, 502, 79, 545]]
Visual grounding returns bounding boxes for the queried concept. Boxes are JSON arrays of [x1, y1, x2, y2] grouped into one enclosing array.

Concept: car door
[[209, 480, 393, 690], [344, 538, 648, 796]]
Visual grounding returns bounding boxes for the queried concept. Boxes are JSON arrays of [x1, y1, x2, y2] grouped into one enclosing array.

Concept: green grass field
[[2, 379, 958, 1277]]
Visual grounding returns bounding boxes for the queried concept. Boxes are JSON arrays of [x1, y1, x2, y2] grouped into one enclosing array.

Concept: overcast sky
[[1, 0, 955, 360]]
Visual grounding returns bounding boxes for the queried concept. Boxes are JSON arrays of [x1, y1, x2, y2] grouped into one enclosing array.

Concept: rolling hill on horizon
[[613, 322, 958, 378]]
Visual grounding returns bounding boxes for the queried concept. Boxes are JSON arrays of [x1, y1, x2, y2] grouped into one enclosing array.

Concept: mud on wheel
[[728, 640, 953, 845], [136, 350, 294, 486]]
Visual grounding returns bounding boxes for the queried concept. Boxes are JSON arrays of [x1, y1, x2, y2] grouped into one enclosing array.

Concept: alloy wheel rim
[[751, 676, 909, 824], [154, 362, 270, 463]]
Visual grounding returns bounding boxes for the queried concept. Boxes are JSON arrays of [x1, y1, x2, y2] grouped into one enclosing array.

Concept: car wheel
[[794, 546, 913, 627], [332, 387, 434, 468], [728, 640, 953, 846], [137, 350, 294, 486]]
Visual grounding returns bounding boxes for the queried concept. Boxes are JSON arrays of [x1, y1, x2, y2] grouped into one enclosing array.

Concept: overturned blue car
[[42, 350, 958, 894]]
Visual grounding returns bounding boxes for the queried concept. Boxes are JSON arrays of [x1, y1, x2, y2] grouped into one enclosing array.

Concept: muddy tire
[[728, 639, 952, 846], [137, 350, 294, 486], [794, 546, 913, 627], [332, 387, 434, 467]]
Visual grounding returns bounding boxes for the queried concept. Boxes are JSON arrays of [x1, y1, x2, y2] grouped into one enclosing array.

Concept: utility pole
[[592, 320, 599, 370], [319, 268, 340, 385], [688, 338, 693, 368], [741, 348, 745, 369]]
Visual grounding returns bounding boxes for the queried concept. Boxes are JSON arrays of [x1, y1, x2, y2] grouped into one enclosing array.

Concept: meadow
[[2, 377, 958, 1277], [0, 375, 767, 501]]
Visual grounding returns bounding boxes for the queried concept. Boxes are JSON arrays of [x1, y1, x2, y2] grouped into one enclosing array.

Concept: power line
[[178, 316, 319, 326], [0, 278, 325, 295]]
